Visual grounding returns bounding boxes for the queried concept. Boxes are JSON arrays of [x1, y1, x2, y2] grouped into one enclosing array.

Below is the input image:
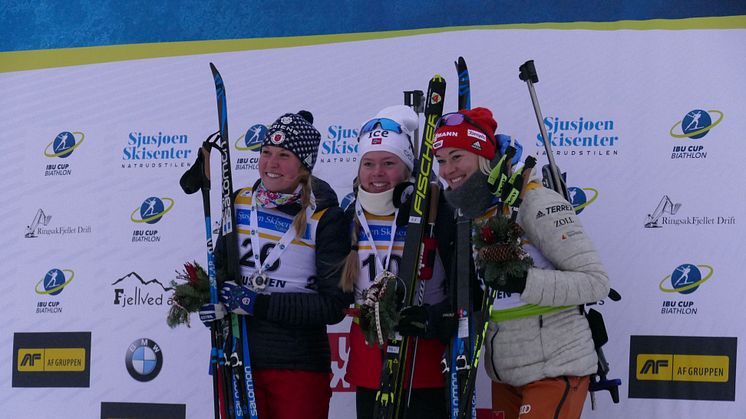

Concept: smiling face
[[358, 151, 410, 193], [258, 145, 306, 193], [435, 147, 481, 189]]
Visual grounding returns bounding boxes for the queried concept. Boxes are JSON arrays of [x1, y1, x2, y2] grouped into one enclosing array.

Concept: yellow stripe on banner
[[1, 16, 744, 73], [357, 245, 405, 251]]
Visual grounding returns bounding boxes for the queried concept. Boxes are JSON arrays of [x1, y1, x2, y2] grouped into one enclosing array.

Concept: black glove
[[397, 305, 430, 338], [397, 303, 459, 344], [493, 270, 528, 294]]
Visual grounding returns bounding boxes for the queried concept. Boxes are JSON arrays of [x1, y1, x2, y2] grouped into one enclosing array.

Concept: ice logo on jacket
[[669, 109, 723, 140], [130, 197, 174, 225], [35, 268, 75, 296], [568, 186, 598, 215], [235, 124, 267, 151], [659, 263, 714, 295], [44, 131, 85, 158]]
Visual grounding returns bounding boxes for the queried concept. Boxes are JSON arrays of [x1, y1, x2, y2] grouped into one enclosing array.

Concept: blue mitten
[[198, 303, 227, 327], [219, 281, 257, 316]]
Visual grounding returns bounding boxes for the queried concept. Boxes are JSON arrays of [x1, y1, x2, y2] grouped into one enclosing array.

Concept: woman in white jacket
[[432, 107, 610, 419]]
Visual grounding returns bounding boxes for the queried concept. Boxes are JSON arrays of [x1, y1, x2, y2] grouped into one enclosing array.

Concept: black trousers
[[356, 386, 447, 419]]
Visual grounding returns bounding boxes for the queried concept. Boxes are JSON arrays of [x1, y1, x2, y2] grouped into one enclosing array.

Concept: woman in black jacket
[[202, 111, 352, 419]]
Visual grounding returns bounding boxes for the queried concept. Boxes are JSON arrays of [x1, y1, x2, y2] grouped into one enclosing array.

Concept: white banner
[[1, 26, 744, 418]]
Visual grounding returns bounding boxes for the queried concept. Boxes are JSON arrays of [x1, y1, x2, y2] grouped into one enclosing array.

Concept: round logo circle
[[44, 131, 85, 158], [269, 131, 286, 145], [568, 187, 598, 215], [125, 338, 163, 382], [669, 109, 723, 139], [235, 124, 267, 151], [130, 197, 174, 224], [659, 263, 714, 295], [35, 268, 75, 296]]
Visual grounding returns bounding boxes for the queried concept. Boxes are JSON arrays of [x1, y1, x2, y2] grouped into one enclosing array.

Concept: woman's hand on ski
[[199, 302, 227, 327], [219, 281, 258, 316]]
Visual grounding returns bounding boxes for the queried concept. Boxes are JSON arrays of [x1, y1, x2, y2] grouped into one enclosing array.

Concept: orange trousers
[[491, 376, 589, 419]]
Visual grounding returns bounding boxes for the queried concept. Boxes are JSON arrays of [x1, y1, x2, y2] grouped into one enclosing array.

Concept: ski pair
[[180, 64, 258, 419], [373, 74, 446, 419], [441, 56, 473, 419]]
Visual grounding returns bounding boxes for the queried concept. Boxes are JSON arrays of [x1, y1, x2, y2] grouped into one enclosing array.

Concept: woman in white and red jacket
[[341, 105, 456, 419], [433, 107, 610, 419]]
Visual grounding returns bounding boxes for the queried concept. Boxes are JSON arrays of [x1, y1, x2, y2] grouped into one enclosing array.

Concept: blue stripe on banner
[[2, 0, 745, 52], [359, 224, 408, 243], [236, 209, 311, 240]]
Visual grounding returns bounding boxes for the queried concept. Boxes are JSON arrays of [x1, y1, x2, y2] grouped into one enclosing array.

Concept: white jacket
[[483, 184, 610, 387]]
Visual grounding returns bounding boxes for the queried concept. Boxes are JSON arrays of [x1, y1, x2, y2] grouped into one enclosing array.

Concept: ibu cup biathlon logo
[[43, 131, 85, 176], [35, 268, 75, 296], [659, 263, 714, 295], [44, 131, 85, 158], [130, 197, 173, 243], [568, 186, 598, 215], [670, 109, 723, 140], [35, 268, 75, 314], [235, 124, 267, 151], [125, 338, 163, 382], [669, 108, 723, 160], [235, 124, 266, 171], [130, 197, 174, 225], [659, 263, 715, 316]]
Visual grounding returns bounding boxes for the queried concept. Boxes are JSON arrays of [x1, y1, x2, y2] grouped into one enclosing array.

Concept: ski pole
[[518, 60, 569, 201]]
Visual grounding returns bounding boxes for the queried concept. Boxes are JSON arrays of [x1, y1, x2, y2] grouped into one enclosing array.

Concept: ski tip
[[431, 74, 445, 82]]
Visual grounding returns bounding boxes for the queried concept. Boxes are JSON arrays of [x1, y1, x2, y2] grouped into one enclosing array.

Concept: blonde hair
[[291, 170, 313, 238], [478, 156, 492, 175], [340, 217, 361, 292]]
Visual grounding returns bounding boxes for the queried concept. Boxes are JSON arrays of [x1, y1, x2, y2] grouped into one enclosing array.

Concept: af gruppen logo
[[659, 263, 714, 295], [130, 197, 174, 225], [235, 124, 267, 151], [125, 338, 163, 382], [670, 109, 724, 140], [35, 268, 75, 296], [44, 131, 85, 158], [568, 186, 598, 215]]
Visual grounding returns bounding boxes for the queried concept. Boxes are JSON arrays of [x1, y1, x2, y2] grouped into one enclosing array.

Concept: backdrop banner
[[1, 24, 744, 418]]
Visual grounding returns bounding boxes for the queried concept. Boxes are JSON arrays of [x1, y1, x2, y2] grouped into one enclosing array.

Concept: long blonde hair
[[291, 171, 313, 238]]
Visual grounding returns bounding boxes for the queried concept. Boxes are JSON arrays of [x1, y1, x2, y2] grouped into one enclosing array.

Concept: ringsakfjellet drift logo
[[668, 109, 723, 159], [234, 124, 267, 171], [319, 125, 359, 164], [122, 131, 193, 169], [43, 131, 85, 176], [130, 197, 174, 242], [537, 116, 619, 158], [659, 263, 715, 316]]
